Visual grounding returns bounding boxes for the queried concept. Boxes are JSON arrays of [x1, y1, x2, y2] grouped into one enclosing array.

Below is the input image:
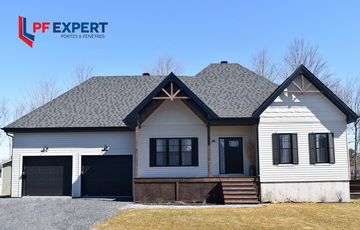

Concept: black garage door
[[23, 156, 72, 196], [81, 156, 132, 197]]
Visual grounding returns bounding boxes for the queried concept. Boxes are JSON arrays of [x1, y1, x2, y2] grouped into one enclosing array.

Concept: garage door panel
[[23, 157, 72, 196], [81, 156, 132, 197]]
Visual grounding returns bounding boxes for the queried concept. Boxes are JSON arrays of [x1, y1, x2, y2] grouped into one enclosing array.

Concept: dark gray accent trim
[[328, 133, 335, 164], [272, 134, 280, 165], [292, 134, 299, 164], [309, 133, 317, 164], [208, 117, 259, 125]]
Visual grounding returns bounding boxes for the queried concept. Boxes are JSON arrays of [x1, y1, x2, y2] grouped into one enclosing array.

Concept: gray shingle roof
[[4, 63, 278, 129]]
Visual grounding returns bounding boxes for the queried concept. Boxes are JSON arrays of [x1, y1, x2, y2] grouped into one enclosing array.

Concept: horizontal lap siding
[[138, 100, 207, 177], [259, 90, 349, 183], [11, 132, 135, 197]]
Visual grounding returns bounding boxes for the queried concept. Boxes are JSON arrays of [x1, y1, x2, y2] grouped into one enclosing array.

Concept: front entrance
[[219, 138, 243, 174]]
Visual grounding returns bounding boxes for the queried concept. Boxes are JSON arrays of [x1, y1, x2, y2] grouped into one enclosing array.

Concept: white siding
[[259, 91, 349, 182], [138, 100, 207, 177], [259, 83, 349, 201], [258, 79, 350, 202], [210, 126, 257, 176], [11, 131, 134, 197]]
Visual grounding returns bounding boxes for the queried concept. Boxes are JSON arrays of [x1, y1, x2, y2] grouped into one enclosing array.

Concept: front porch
[[134, 176, 259, 204]]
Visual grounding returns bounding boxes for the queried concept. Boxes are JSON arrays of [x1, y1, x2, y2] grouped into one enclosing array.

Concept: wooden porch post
[[207, 124, 211, 177], [135, 125, 139, 178]]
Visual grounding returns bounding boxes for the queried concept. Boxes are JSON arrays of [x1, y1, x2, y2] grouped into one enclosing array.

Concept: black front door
[[220, 138, 243, 174]]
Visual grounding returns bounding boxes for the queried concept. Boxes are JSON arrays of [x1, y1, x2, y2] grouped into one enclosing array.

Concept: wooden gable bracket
[[287, 74, 320, 93], [152, 82, 191, 101]]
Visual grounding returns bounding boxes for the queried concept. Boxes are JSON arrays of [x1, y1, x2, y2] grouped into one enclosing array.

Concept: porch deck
[[134, 176, 259, 204]]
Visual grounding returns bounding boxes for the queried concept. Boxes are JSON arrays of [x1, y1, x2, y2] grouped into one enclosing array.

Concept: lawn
[[93, 200, 360, 230]]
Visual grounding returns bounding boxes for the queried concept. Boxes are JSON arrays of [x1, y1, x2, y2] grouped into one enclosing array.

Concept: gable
[[142, 100, 204, 126], [123, 73, 217, 128], [253, 65, 358, 123]]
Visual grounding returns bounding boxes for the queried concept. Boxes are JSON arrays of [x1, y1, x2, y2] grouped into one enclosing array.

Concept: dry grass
[[93, 201, 360, 230]]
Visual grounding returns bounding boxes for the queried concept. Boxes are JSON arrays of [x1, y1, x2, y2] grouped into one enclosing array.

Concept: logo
[[18, 16, 109, 48], [18, 16, 35, 48]]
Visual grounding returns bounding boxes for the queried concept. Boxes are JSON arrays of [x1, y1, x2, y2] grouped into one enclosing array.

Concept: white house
[[2, 62, 357, 204]]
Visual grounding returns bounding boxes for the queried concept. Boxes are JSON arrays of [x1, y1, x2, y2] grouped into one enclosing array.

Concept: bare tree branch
[[283, 38, 332, 82], [252, 48, 278, 82], [69, 65, 94, 87], [14, 78, 61, 120], [147, 55, 184, 76], [0, 98, 9, 145], [343, 77, 360, 179]]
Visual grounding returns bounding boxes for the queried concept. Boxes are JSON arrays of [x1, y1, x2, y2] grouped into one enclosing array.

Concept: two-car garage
[[22, 156, 133, 198]]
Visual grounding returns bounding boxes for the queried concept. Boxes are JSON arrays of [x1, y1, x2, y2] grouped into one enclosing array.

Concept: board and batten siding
[[138, 100, 207, 177], [258, 80, 350, 202], [210, 126, 257, 176], [11, 132, 135, 197]]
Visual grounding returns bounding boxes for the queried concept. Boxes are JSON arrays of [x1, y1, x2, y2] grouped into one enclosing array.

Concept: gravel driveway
[[0, 197, 131, 230]]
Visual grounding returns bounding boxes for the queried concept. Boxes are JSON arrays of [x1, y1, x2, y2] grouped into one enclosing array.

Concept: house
[[2, 62, 357, 204]]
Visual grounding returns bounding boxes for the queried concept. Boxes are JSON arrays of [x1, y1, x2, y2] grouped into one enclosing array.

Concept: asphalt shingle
[[4, 63, 278, 129]]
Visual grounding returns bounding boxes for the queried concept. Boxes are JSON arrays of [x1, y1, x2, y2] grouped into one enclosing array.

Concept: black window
[[309, 133, 335, 164], [272, 133, 298, 165], [150, 138, 198, 167]]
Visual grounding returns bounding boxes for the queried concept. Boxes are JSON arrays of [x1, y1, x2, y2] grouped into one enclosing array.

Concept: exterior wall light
[[41, 145, 49, 152], [102, 145, 110, 151]]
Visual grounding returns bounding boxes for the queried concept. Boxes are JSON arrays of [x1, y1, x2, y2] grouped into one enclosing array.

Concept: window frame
[[150, 138, 198, 167], [272, 133, 298, 165], [278, 134, 293, 164], [309, 133, 335, 164]]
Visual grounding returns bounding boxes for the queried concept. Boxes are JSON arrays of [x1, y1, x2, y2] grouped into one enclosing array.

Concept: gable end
[[253, 65, 358, 123]]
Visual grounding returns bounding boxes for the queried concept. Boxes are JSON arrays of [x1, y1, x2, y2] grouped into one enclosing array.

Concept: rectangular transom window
[[150, 138, 198, 167]]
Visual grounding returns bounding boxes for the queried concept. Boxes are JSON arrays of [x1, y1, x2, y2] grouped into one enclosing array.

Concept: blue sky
[[0, 0, 359, 159]]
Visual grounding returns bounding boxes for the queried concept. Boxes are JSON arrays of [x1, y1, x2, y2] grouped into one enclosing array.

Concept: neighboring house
[[2, 63, 357, 204], [0, 160, 11, 196]]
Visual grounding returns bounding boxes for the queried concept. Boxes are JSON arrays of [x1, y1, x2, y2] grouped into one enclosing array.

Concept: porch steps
[[221, 178, 259, 204]]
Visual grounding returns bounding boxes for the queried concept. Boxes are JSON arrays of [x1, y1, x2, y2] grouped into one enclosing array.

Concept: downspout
[[5, 132, 13, 161]]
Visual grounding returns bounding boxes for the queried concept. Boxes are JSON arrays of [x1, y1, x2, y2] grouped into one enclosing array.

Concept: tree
[[283, 38, 332, 81], [0, 98, 9, 161], [147, 55, 184, 76], [252, 48, 278, 82], [0, 98, 9, 143], [14, 78, 61, 120], [345, 78, 360, 179], [69, 64, 94, 87]]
